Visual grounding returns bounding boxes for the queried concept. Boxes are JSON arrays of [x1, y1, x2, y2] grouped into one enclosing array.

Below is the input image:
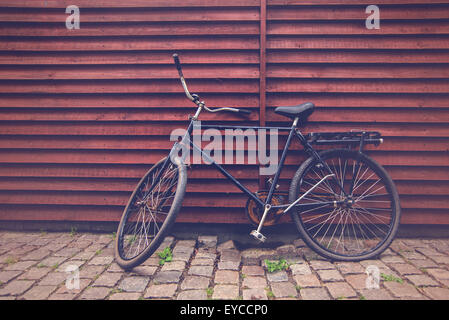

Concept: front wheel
[[289, 149, 401, 261], [114, 156, 187, 270]]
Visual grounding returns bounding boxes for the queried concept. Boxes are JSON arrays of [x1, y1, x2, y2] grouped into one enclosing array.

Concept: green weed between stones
[[5, 257, 17, 265], [158, 247, 173, 266], [265, 287, 275, 298], [380, 273, 403, 284], [264, 258, 289, 273], [206, 287, 214, 299]]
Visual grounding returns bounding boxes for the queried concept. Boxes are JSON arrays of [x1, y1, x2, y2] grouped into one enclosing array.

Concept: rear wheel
[[289, 149, 400, 261], [114, 157, 187, 270]]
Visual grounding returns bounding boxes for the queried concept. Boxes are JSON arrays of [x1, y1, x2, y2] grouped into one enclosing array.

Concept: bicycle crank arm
[[250, 204, 271, 242], [283, 173, 335, 214]]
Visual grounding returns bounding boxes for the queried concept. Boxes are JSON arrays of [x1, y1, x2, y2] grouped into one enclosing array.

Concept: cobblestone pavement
[[1, 230, 449, 300]]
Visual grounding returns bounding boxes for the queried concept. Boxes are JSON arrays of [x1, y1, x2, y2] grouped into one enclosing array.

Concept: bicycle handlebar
[[172, 53, 251, 116], [172, 53, 183, 78]]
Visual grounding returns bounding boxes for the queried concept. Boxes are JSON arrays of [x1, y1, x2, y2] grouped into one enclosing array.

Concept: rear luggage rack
[[306, 131, 383, 146]]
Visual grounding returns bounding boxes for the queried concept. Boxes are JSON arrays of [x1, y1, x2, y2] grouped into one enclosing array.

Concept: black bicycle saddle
[[274, 102, 315, 120]]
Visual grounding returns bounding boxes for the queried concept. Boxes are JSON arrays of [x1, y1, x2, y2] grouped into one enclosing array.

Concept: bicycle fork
[[250, 173, 335, 243]]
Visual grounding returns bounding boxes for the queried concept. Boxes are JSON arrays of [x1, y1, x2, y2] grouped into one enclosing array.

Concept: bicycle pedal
[[250, 230, 266, 243]]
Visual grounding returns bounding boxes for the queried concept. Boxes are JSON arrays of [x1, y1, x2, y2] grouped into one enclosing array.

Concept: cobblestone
[[109, 292, 141, 300], [0, 280, 34, 296], [271, 282, 297, 298], [177, 290, 207, 300], [383, 281, 423, 298], [188, 265, 213, 277], [20, 285, 56, 300], [345, 274, 368, 290], [405, 274, 439, 287], [242, 265, 265, 276], [79, 287, 110, 300], [18, 267, 51, 280], [293, 274, 321, 288], [421, 287, 449, 300], [266, 270, 288, 282], [1, 231, 449, 300], [325, 282, 357, 299], [242, 276, 267, 289], [243, 288, 268, 300], [144, 283, 177, 299], [300, 287, 331, 300], [290, 263, 312, 275], [180, 276, 210, 290], [217, 260, 240, 270], [93, 272, 122, 287], [316, 269, 344, 282], [212, 285, 239, 300], [38, 272, 67, 286], [118, 276, 149, 292], [153, 271, 182, 284], [214, 270, 239, 284]]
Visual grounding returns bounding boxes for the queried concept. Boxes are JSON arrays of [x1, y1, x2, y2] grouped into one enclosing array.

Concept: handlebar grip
[[237, 108, 252, 115], [172, 53, 184, 77]]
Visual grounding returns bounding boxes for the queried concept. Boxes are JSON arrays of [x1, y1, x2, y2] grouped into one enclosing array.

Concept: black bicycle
[[114, 54, 401, 270]]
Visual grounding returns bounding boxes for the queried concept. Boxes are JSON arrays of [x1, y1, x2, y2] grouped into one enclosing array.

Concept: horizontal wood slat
[[0, 79, 260, 93], [0, 1, 448, 226], [0, 22, 260, 37], [0, 37, 260, 51], [268, 0, 449, 5], [268, 21, 449, 35], [0, 65, 259, 80], [0, 51, 260, 65], [267, 65, 449, 79], [267, 36, 449, 49], [0, 1, 260, 8], [0, 8, 260, 23], [268, 5, 449, 20], [267, 50, 449, 64]]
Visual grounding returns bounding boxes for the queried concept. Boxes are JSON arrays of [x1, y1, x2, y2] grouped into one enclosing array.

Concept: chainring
[[245, 191, 287, 227]]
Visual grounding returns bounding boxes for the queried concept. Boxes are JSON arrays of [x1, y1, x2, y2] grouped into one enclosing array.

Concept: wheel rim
[[296, 153, 396, 258], [118, 161, 179, 261]]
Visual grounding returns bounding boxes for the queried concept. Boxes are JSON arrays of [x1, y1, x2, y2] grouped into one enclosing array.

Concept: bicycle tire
[[289, 149, 401, 261], [114, 156, 187, 270]]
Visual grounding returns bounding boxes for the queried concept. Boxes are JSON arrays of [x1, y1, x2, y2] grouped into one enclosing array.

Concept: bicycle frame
[[164, 110, 347, 216]]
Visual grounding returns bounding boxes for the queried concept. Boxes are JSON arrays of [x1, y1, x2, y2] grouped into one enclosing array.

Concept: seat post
[[292, 117, 299, 128]]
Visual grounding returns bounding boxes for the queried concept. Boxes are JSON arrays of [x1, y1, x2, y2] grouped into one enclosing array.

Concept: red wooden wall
[[0, 0, 448, 226]]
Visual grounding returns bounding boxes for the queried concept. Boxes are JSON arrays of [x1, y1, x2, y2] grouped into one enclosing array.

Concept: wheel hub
[[343, 196, 354, 208]]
